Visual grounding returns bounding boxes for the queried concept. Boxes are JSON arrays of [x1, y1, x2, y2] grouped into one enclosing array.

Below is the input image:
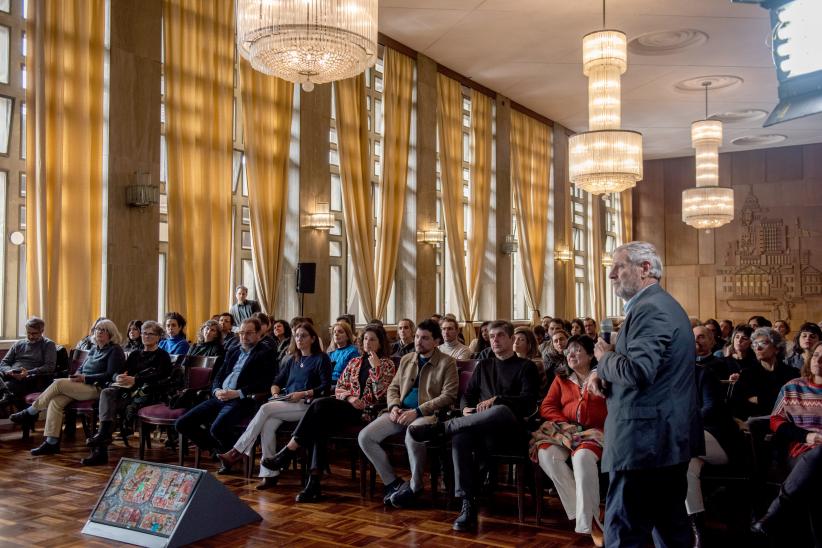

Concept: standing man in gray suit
[[587, 241, 703, 548]]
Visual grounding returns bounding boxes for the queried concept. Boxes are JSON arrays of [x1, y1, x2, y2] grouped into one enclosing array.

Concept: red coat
[[539, 374, 608, 457]]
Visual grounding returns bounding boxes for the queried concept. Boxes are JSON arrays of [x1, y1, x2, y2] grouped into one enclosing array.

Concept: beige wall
[[634, 143, 822, 325]]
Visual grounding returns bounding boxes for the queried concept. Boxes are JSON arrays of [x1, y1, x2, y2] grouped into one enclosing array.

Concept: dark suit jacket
[[211, 342, 276, 397], [598, 283, 704, 472], [695, 363, 742, 460]]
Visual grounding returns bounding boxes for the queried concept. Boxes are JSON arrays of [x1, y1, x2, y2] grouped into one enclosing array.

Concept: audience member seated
[[542, 328, 569, 383], [82, 320, 172, 466], [703, 318, 725, 353], [730, 327, 796, 421], [258, 325, 397, 502], [250, 312, 277, 351], [718, 324, 757, 378], [0, 317, 56, 406], [75, 317, 106, 351], [531, 335, 606, 546], [392, 318, 417, 357], [541, 316, 553, 331], [748, 315, 772, 329], [468, 321, 491, 359], [358, 319, 458, 508], [785, 322, 821, 370], [513, 326, 548, 397], [122, 320, 144, 353], [719, 319, 733, 341], [11, 319, 125, 456], [410, 320, 539, 532], [438, 318, 472, 360], [174, 318, 275, 459], [182, 319, 226, 370], [751, 341, 822, 544], [217, 312, 237, 349], [229, 284, 261, 326], [159, 311, 190, 356], [693, 325, 731, 380], [687, 326, 744, 545], [570, 319, 584, 337], [272, 319, 292, 365], [773, 320, 792, 357], [215, 322, 331, 488], [583, 317, 598, 341], [328, 321, 359, 384]]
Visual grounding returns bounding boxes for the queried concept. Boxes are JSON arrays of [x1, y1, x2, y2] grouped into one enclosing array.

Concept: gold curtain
[[374, 49, 414, 320], [26, 0, 105, 345], [437, 74, 473, 342], [511, 111, 552, 324], [335, 75, 378, 322], [468, 90, 492, 333], [590, 196, 606, 321], [163, 0, 234, 326], [239, 62, 294, 314], [620, 188, 633, 243]]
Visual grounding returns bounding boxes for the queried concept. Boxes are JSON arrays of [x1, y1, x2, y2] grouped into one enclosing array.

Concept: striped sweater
[[770, 377, 822, 458]]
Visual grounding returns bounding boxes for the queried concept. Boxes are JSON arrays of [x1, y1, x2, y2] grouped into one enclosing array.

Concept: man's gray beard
[[616, 279, 642, 301]]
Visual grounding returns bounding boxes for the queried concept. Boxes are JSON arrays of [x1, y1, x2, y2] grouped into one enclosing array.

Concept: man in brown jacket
[[358, 319, 458, 508]]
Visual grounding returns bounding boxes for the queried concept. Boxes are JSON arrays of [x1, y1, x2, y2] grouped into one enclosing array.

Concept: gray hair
[[25, 317, 45, 331], [617, 241, 664, 279], [141, 320, 164, 336], [235, 285, 248, 292], [752, 326, 786, 353], [95, 319, 123, 345]]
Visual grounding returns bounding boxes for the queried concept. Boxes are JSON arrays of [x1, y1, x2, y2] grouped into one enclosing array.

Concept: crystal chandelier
[[682, 82, 734, 230], [236, 0, 379, 91], [569, 3, 643, 195]]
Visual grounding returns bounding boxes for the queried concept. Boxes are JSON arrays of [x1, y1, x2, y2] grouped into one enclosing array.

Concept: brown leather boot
[[217, 448, 244, 474]]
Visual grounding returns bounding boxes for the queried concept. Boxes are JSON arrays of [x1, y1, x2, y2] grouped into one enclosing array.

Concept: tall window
[[435, 87, 471, 316], [603, 192, 623, 317], [158, 44, 253, 320], [329, 47, 398, 325], [0, 0, 27, 337], [571, 184, 589, 317]]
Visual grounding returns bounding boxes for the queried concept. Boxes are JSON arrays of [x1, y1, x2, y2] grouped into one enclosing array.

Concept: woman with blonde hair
[[11, 319, 126, 457], [328, 321, 359, 384]]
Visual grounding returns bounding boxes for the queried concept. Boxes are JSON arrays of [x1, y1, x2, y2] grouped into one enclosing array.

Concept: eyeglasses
[[94, 327, 108, 334], [141, 332, 159, 337], [752, 341, 771, 349], [237, 331, 257, 336]]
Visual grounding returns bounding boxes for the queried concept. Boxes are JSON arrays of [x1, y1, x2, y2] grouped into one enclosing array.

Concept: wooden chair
[[136, 355, 216, 464]]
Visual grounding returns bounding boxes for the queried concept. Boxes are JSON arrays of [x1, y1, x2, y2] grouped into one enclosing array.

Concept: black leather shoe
[[30, 441, 60, 456], [408, 421, 445, 443], [382, 478, 404, 506], [689, 511, 704, 548], [10, 410, 37, 428], [81, 449, 109, 466], [255, 476, 279, 490], [261, 446, 297, 472], [452, 497, 478, 532], [390, 482, 419, 509], [295, 476, 322, 503]]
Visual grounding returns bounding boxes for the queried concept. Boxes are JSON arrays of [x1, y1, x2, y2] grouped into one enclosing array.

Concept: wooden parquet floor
[[0, 418, 743, 547]]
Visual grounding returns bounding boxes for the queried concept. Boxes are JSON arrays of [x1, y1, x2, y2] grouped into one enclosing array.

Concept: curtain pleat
[[620, 188, 633, 243], [335, 74, 378, 322], [511, 111, 552, 324], [239, 61, 294, 314], [26, 0, 105, 345], [374, 49, 413, 320], [163, 0, 234, 327], [468, 90, 492, 332], [590, 196, 606, 321], [437, 74, 474, 342]]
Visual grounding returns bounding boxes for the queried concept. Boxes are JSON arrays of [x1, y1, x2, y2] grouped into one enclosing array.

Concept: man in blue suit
[[587, 241, 703, 548]]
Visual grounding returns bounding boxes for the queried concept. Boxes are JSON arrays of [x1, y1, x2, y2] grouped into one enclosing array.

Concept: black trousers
[[605, 462, 691, 548], [780, 445, 822, 545], [291, 396, 363, 472], [174, 397, 258, 453]]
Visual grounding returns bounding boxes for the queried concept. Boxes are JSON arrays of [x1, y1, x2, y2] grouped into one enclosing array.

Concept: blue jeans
[[175, 397, 257, 453]]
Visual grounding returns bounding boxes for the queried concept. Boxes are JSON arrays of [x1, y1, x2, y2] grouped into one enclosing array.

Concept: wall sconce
[[602, 253, 614, 268], [501, 234, 518, 255], [554, 247, 573, 262], [417, 227, 444, 246], [301, 202, 335, 231], [125, 172, 159, 208]]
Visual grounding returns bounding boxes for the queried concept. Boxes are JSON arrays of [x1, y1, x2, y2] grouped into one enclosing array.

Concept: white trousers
[[233, 400, 309, 477], [686, 430, 729, 515], [537, 445, 601, 534]]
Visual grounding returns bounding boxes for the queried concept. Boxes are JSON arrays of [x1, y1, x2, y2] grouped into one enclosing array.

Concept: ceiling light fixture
[[569, 0, 643, 195], [236, 0, 379, 92], [682, 82, 734, 231]]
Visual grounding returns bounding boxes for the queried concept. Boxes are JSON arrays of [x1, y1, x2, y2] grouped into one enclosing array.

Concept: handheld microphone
[[601, 318, 614, 344]]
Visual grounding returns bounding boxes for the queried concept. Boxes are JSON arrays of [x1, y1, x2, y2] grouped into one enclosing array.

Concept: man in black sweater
[[410, 320, 540, 532]]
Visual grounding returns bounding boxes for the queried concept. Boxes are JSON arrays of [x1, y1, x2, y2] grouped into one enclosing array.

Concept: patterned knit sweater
[[770, 377, 822, 458]]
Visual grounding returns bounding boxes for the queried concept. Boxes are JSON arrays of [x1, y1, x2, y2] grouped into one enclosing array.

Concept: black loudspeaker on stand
[[296, 262, 316, 316]]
